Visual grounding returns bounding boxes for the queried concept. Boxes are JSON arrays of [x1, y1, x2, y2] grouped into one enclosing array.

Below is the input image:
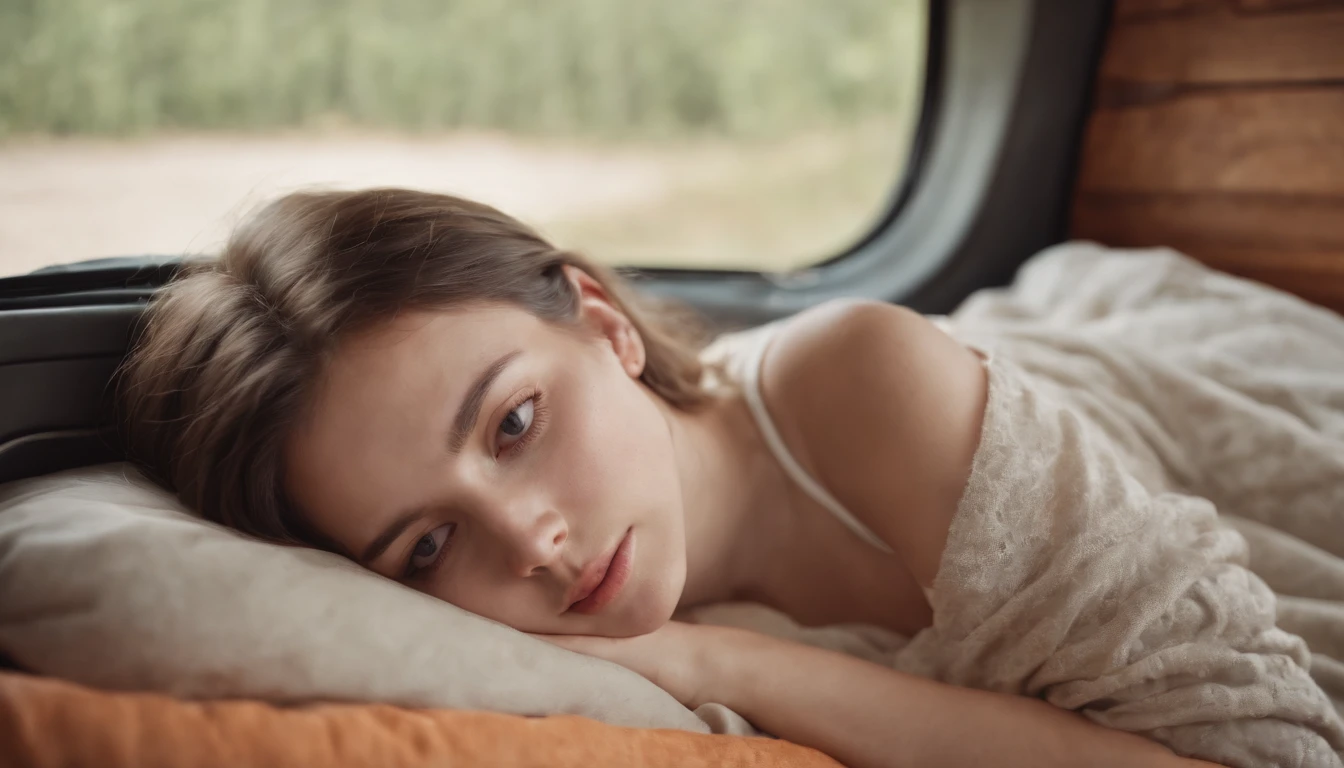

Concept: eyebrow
[[448, 350, 521, 455], [357, 350, 521, 567], [359, 507, 424, 566]]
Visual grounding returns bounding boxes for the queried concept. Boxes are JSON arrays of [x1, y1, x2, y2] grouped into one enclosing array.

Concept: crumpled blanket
[[698, 242, 1344, 766], [924, 242, 1344, 767]]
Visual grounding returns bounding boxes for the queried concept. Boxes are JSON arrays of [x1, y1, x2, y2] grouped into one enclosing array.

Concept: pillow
[[0, 464, 752, 734], [0, 670, 840, 768]]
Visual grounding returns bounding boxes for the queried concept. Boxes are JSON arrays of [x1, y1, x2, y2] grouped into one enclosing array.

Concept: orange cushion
[[0, 671, 841, 768]]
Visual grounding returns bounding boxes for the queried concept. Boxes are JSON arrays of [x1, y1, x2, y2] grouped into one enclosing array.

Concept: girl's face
[[284, 283, 689, 638]]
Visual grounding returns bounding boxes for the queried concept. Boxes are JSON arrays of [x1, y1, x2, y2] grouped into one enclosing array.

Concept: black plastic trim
[[0, 429, 121, 486], [0, 306, 140, 363], [0, 259, 174, 310], [900, 0, 1113, 313]]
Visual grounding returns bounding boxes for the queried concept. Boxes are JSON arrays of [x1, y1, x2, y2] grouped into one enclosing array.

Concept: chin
[[615, 565, 685, 637], [619, 603, 674, 637]]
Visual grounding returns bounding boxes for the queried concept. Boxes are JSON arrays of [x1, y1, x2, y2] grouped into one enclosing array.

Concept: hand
[[531, 620, 747, 710]]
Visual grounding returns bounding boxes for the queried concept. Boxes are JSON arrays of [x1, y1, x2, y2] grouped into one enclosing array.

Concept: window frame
[[635, 0, 1113, 327]]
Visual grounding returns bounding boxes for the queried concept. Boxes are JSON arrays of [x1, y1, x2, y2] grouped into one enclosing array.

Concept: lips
[[564, 528, 634, 615]]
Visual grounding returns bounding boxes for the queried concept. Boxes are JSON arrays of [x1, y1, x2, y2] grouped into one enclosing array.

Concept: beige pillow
[[0, 464, 747, 732]]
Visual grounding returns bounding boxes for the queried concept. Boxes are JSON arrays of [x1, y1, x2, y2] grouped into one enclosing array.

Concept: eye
[[497, 397, 534, 448], [407, 523, 455, 576]]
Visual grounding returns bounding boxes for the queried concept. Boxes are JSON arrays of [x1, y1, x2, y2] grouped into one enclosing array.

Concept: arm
[[538, 622, 1219, 768], [700, 624, 1217, 768]]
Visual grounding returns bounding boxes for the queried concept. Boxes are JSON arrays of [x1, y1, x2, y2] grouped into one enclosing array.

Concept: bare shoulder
[[758, 299, 987, 584]]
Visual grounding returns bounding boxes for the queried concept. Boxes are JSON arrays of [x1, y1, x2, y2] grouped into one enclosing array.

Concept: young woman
[[120, 188, 1344, 768]]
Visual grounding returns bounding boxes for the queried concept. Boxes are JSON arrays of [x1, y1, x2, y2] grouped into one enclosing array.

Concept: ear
[[562, 265, 646, 379]]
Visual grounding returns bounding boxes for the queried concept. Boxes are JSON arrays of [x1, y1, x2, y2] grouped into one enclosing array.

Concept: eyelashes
[[405, 523, 454, 579], [495, 389, 545, 458], [498, 396, 534, 448]]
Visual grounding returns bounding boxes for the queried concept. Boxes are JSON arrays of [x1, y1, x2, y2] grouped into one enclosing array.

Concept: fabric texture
[[705, 242, 1344, 767], [0, 670, 839, 768], [0, 466, 754, 735]]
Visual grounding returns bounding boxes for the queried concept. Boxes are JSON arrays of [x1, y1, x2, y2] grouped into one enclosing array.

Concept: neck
[[661, 390, 807, 612], [658, 388, 933, 635]]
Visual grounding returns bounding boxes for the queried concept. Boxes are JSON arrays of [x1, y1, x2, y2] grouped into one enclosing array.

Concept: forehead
[[336, 302, 539, 373], [307, 302, 565, 443], [284, 303, 559, 534]]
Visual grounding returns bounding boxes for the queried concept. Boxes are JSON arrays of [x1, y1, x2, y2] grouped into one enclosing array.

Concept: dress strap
[[737, 326, 896, 555]]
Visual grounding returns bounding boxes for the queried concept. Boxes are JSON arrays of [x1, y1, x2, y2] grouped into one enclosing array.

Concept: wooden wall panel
[[1079, 90, 1344, 194], [1073, 193, 1344, 250], [1072, 0, 1344, 312], [1101, 8, 1344, 83], [1117, 1, 1344, 22], [1073, 194, 1344, 308]]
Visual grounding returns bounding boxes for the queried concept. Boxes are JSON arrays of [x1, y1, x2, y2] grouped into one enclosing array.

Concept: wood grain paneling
[[1102, 8, 1344, 83], [1072, 193, 1344, 308], [1117, 0, 1344, 21], [1078, 89, 1344, 194], [1071, 0, 1344, 312], [1073, 193, 1344, 250]]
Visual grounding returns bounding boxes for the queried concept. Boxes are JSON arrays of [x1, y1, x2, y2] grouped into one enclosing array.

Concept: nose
[[491, 496, 568, 578]]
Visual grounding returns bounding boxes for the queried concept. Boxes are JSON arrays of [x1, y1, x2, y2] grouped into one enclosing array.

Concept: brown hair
[[119, 188, 712, 550]]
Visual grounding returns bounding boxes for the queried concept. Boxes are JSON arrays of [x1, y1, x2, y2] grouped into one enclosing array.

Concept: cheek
[[425, 548, 558, 627], [562, 369, 678, 506]]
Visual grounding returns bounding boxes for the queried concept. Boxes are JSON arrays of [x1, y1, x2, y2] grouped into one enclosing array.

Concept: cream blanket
[[699, 242, 1344, 766]]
